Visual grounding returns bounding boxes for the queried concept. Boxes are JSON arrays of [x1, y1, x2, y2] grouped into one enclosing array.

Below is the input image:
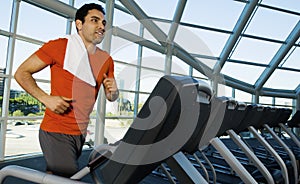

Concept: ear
[[75, 20, 83, 31]]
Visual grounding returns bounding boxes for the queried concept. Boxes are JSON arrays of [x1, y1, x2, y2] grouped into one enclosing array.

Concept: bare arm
[[14, 54, 72, 114]]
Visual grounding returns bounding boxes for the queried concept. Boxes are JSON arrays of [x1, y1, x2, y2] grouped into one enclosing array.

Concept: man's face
[[76, 9, 106, 45]]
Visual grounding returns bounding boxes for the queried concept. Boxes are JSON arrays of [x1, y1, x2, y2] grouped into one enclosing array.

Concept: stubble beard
[[93, 37, 104, 45]]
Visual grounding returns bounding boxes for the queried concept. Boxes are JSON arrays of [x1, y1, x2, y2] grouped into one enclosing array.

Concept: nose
[[99, 20, 106, 30], [97, 25, 105, 34], [99, 23, 104, 30]]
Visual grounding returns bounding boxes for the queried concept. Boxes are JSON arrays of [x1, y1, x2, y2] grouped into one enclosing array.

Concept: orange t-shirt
[[35, 38, 114, 135]]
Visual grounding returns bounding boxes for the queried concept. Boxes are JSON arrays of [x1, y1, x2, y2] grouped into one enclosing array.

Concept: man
[[14, 3, 118, 177]]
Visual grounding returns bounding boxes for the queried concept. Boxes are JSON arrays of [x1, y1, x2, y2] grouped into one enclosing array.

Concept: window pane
[[118, 91, 134, 116], [114, 8, 138, 27], [6, 80, 48, 156], [174, 26, 225, 57], [282, 47, 300, 70], [105, 91, 135, 118], [138, 93, 150, 109], [6, 121, 41, 157], [262, 0, 300, 13], [182, 0, 244, 30], [275, 97, 293, 109], [104, 118, 130, 144], [58, 0, 69, 4], [0, 36, 9, 69], [265, 69, 300, 90], [10, 80, 49, 115], [75, 0, 104, 9], [135, 0, 178, 20], [230, 37, 281, 65], [115, 63, 137, 91], [0, 1, 12, 31], [218, 84, 232, 97], [197, 57, 217, 70], [140, 69, 163, 93], [13, 40, 50, 80], [234, 89, 252, 104], [259, 96, 274, 106], [111, 38, 139, 64], [171, 58, 190, 75], [192, 69, 208, 79], [17, 2, 67, 42], [245, 7, 299, 40], [221, 62, 265, 85], [141, 48, 165, 70], [88, 116, 131, 146]]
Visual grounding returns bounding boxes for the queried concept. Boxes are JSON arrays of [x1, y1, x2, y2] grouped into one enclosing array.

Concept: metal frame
[[0, 0, 299, 162]]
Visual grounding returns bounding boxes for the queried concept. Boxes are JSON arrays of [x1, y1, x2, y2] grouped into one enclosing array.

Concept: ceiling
[[22, 0, 300, 98]]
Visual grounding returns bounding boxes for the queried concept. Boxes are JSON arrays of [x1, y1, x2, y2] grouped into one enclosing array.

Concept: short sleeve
[[35, 38, 67, 65]]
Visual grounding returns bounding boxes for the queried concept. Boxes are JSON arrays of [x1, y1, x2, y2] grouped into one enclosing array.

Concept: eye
[[91, 18, 98, 23], [102, 20, 107, 26]]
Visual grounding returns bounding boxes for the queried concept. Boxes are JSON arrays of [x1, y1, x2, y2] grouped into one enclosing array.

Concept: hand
[[103, 73, 119, 101], [42, 95, 73, 114]]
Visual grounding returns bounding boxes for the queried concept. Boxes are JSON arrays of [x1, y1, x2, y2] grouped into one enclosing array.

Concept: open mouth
[[96, 31, 104, 37]]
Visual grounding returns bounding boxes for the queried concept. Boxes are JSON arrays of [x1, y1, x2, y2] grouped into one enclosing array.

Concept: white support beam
[[22, 0, 76, 19], [213, 0, 259, 75]]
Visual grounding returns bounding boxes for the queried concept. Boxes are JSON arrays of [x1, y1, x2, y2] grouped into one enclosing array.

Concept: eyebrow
[[90, 16, 100, 20]]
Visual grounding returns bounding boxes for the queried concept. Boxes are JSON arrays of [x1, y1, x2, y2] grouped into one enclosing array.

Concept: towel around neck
[[63, 33, 96, 86]]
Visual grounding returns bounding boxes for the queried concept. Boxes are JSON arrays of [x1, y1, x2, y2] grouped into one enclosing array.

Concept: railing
[[0, 165, 87, 184]]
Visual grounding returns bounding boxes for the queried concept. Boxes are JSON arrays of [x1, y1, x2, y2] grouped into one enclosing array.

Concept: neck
[[77, 33, 97, 54], [85, 43, 97, 54]]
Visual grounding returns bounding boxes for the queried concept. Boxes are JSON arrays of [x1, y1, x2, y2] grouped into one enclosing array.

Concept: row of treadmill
[[1, 75, 298, 184], [88, 75, 300, 184]]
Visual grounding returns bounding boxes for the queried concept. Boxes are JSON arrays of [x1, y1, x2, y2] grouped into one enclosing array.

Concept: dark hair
[[75, 3, 105, 24]]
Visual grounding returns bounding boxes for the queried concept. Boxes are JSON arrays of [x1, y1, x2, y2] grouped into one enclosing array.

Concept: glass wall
[[0, 0, 298, 160]]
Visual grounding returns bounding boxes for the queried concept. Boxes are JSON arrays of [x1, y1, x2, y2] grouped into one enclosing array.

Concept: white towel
[[63, 33, 96, 86]]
